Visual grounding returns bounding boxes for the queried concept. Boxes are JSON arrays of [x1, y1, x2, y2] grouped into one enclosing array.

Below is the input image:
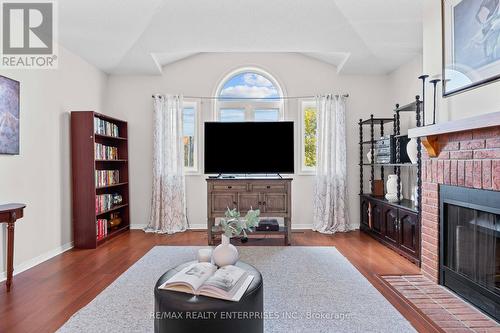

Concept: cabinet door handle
[[228, 186, 232, 189], [263, 201, 266, 205], [266, 185, 271, 189], [233, 201, 237, 205]]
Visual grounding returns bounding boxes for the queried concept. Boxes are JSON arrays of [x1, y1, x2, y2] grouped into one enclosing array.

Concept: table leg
[[6, 221, 15, 292], [285, 217, 291, 246]]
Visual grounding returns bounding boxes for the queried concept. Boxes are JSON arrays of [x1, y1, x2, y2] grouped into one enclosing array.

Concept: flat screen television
[[204, 122, 294, 174]]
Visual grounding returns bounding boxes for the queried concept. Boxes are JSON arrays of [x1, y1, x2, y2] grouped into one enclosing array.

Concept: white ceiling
[[59, 0, 422, 75]]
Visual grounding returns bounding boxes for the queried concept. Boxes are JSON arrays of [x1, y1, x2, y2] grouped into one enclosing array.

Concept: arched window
[[215, 69, 283, 122]]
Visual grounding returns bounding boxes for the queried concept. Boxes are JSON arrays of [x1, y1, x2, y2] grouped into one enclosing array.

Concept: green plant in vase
[[212, 207, 260, 267]]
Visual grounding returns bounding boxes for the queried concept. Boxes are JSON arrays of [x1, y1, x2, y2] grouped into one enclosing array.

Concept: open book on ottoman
[[158, 262, 254, 302]]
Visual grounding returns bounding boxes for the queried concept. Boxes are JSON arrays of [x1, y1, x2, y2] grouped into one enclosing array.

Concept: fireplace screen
[[441, 185, 500, 321]]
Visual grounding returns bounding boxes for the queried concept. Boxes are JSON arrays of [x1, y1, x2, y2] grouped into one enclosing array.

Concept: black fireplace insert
[[440, 185, 500, 321]]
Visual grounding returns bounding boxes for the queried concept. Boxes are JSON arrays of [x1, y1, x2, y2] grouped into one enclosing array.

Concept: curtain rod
[[151, 94, 349, 100]]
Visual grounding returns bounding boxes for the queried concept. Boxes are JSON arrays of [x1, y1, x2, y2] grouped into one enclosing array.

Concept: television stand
[[206, 177, 292, 245]]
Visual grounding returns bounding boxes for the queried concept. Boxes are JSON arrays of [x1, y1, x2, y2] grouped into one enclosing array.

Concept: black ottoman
[[154, 261, 263, 333]]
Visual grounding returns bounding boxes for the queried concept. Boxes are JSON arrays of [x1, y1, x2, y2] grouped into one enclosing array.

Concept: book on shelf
[[95, 170, 119, 187], [95, 193, 122, 213], [94, 117, 119, 137], [158, 262, 254, 302], [95, 143, 118, 160], [96, 219, 108, 240]]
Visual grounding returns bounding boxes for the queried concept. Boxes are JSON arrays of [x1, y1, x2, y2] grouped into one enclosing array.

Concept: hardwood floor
[[0, 229, 437, 333]]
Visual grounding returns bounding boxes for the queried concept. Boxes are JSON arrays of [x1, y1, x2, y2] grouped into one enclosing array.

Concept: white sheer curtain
[[312, 94, 351, 234], [145, 95, 188, 234]]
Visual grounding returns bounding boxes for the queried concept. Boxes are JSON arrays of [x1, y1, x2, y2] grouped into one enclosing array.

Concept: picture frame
[[441, 0, 500, 97], [0, 75, 20, 155]]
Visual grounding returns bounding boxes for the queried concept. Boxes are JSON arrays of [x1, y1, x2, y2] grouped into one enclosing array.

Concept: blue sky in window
[[183, 108, 195, 136], [219, 72, 279, 99]]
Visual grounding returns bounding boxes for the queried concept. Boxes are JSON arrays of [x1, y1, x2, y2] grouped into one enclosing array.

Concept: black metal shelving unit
[[358, 96, 423, 265]]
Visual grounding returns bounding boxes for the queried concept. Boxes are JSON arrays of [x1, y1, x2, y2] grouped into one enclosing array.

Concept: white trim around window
[[183, 100, 200, 174], [299, 99, 317, 174]]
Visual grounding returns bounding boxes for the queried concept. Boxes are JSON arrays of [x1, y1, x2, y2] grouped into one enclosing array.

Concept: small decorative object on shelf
[[109, 212, 122, 228], [367, 148, 374, 163], [212, 208, 260, 267], [385, 174, 401, 202], [406, 137, 418, 164]]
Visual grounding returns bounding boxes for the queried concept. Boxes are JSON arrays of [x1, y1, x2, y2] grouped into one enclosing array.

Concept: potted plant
[[212, 207, 260, 267]]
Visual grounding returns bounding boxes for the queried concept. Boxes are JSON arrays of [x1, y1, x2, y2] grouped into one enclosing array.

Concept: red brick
[[442, 141, 460, 151], [443, 160, 451, 184], [449, 131, 473, 141], [450, 150, 473, 159], [422, 255, 439, 268], [474, 149, 500, 159], [438, 151, 450, 159], [486, 138, 500, 148], [422, 226, 438, 239], [423, 182, 438, 191], [422, 204, 438, 215], [473, 160, 482, 189], [426, 160, 433, 182], [423, 189, 438, 199], [493, 160, 500, 191], [456, 313, 495, 321], [482, 160, 492, 189], [422, 233, 438, 245], [422, 240, 438, 253], [472, 127, 500, 140], [422, 196, 438, 207], [465, 160, 474, 188], [464, 320, 499, 328], [461, 139, 485, 150], [422, 217, 438, 229], [438, 160, 444, 183], [458, 160, 465, 186], [422, 161, 427, 182], [422, 248, 438, 262], [432, 159, 438, 180], [422, 211, 438, 223], [450, 160, 458, 185]]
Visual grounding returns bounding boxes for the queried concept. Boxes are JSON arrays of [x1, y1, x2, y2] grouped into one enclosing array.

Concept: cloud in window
[[220, 85, 278, 98], [242, 73, 273, 87]]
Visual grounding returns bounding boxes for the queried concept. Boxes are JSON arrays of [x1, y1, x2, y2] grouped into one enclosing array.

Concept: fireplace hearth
[[440, 185, 500, 321]]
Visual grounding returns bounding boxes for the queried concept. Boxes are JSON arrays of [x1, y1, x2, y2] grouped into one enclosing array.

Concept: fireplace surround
[[408, 112, 500, 321], [440, 185, 500, 321]]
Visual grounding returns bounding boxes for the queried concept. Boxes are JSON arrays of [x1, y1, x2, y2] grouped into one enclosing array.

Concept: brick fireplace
[[419, 125, 500, 282]]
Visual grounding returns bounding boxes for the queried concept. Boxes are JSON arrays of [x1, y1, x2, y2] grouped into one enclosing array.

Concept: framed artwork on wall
[[442, 0, 500, 96], [0, 76, 20, 154]]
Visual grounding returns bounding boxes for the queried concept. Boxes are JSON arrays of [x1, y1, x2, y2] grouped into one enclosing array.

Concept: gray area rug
[[58, 246, 416, 333]]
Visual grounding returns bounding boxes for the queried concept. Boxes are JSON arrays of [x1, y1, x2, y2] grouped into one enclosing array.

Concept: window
[[300, 100, 317, 172], [182, 101, 198, 172], [215, 69, 283, 121]]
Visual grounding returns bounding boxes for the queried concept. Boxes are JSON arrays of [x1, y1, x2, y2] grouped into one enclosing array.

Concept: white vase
[[385, 174, 401, 202], [406, 138, 418, 164], [212, 235, 238, 267], [367, 149, 374, 163]]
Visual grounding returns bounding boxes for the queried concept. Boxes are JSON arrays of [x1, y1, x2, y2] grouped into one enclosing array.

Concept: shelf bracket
[[421, 135, 440, 157]]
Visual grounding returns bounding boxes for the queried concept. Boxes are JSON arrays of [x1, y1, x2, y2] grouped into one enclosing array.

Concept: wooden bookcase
[[71, 111, 130, 248]]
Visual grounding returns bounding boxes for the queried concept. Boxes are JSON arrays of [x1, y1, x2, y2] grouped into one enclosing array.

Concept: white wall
[[423, 0, 500, 122], [0, 46, 107, 280], [105, 53, 393, 230]]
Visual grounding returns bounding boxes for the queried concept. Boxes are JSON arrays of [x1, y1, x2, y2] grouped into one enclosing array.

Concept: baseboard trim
[[0, 241, 74, 282], [130, 224, 313, 230]]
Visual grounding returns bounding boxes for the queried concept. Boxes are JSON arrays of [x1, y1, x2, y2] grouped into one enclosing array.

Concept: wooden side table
[[0, 203, 26, 292]]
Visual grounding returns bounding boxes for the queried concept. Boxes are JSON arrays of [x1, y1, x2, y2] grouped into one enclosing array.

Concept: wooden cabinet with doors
[[207, 178, 292, 246], [360, 194, 420, 265]]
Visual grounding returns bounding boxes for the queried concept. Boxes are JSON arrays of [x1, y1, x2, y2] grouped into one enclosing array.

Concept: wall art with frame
[[442, 0, 500, 96], [0, 75, 20, 154]]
